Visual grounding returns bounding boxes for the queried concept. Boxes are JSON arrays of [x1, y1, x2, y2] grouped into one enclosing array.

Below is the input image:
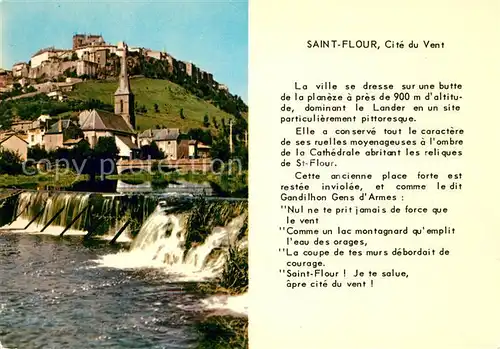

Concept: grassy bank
[[192, 205, 248, 349], [0, 172, 88, 189], [196, 316, 248, 349]]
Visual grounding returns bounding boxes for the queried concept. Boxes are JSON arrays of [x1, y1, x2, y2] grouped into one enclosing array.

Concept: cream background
[[249, 1, 500, 348]]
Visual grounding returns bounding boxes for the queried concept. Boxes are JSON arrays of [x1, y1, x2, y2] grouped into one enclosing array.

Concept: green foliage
[[210, 169, 248, 198], [184, 197, 247, 251], [63, 122, 84, 141], [138, 56, 170, 79], [46, 138, 118, 180], [64, 68, 77, 78], [135, 104, 148, 114], [212, 116, 219, 129], [219, 246, 248, 294], [203, 113, 210, 127], [94, 136, 119, 160], [196, 316, 248, 349], [67, 78, 240, 132], [185, 128, 213, 145], [27, 144, 48, 161], [139, 141, 164, 159], [0, 94, 113, 125], [0, 149, 23, 175]]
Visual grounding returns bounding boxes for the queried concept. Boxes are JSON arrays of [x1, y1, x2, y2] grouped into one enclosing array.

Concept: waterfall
[[8, 191, 91, 234], [5, 191, 158, 240], [95, 201, 248, 282]]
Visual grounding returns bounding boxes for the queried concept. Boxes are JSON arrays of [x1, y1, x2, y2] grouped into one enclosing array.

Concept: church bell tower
[[114, 42, 135, 129]]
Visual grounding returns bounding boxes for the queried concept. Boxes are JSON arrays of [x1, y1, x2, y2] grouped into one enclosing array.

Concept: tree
[[154, 103, 159, 113], [140, 141, 164, 160], [94, 137, 119, 160], [86, 137, 119, 179], [0, 149, 23, 175], [27, 145, 48, 161], [203, 113, 210, 127], [69, 140, 92, 175], [212, 116, 219, 129], [180, 108, 185, 119], [210, 137, 230, 165], [186, 128, 213, 145]]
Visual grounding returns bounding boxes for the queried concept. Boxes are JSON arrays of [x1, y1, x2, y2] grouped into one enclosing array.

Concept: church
[[78, 42, 139, 159]]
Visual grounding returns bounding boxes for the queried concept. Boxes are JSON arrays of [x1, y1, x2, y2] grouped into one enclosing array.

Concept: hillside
[[67, 77, 236, 132]]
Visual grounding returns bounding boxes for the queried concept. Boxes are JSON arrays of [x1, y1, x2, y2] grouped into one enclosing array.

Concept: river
[[0, 190, 248, 349]]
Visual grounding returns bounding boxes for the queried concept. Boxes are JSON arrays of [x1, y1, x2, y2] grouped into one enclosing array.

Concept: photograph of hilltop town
[[0, 1, 248, 348], [0, 33, 248, 186]]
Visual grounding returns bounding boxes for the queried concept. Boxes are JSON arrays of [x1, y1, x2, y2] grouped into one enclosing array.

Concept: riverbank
[[194, 243, 249, 348], [196, 315, 248, 349], [0, 184, 248, 348], [0, 172, 88, 189]]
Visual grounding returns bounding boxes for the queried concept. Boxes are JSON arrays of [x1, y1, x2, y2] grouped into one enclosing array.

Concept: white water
[[0, 341, 12, 349], [4, 191, 133, 242], [201, 293, 248, 317], [94, 206, 247, 282], [4, 218, 132, 243]]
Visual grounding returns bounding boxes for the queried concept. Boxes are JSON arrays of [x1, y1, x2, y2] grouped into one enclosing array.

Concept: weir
[[96, 199, 248, 281], [0, 189, 249, 317], [1, 190, 248, 247], [4, 191, 159, 240]]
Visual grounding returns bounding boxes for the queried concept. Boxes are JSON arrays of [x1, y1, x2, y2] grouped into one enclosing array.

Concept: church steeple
[[114, 42, 135, 129]]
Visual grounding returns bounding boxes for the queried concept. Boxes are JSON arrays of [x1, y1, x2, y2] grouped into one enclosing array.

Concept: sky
[[0, 0, 248, 101]]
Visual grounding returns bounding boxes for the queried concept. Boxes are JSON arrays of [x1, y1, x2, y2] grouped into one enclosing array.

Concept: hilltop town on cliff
[[1, 34, 228, 94], [0, 35, 248, 170]]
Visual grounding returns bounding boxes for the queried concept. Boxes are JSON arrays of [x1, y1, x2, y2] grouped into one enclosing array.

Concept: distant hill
[[67, 77, 238, 132]]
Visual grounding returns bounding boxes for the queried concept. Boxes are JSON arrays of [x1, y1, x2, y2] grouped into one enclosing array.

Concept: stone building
[[0, 133, 28, 160], [11, 120, 35, 133], [75, 44, 117, 67], [76, 60, 98, 77], [176, 61, 187, 75], [43, 119, 82, 151], [145, 50, 168, 61], [138, 128, 180, 160], [185, 62, 200, 82], [0, 69, 11, 90], [177, 139, 210, 159], [12, 62, 29, 78], [166, 55, 176, 74], [218, 84, 229, 92], [79, 109, 138, 158], [30, 47, 69, 68], [73, 34, 105, 50], [27, 115, 51, 148]]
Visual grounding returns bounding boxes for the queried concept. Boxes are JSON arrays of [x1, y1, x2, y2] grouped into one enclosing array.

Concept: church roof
[[116, 134, 139, 150], [45, 119, 77, 134], [79, 109, 135, 134]]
